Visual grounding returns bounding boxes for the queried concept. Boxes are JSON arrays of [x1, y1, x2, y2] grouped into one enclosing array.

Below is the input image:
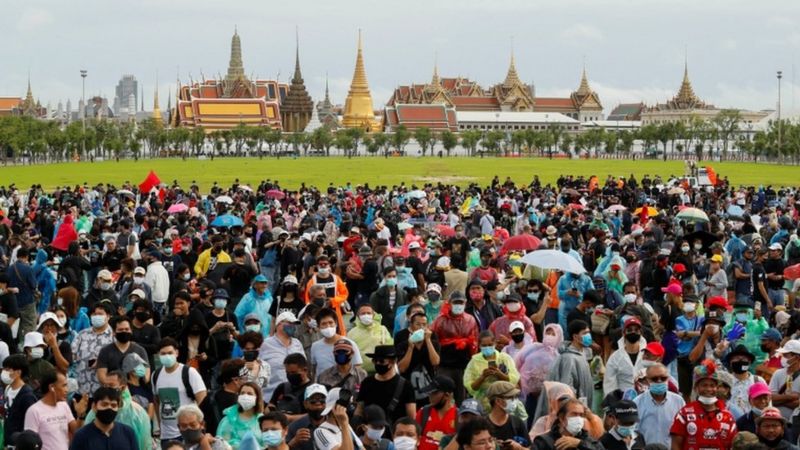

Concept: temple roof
[[282, 32, 313, 115], [503, 52, 522, 88], [650, 61, 713, 111]]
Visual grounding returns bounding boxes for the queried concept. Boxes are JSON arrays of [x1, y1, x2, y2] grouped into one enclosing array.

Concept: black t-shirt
[[0, 292, 19, 319], [490, 415, 527, 441], [96, 342, 149, 372], [46, 341, 73, 367], [763, 258, 786, 291], [204, 309, 235, 361], [394, 329, 441, 398], [567, 308, 592, 332], [406, 257, 425, 281], [752, 263, 768, 302], [359, 259, 379, 295], [269, 297, 305, 318], [270, 380, 312, 414], [444, 237, 470, 270], [357, 374, 416, 424]]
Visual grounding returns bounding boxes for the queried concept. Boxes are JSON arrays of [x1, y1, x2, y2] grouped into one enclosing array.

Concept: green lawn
[[0, 157, 796, 190]]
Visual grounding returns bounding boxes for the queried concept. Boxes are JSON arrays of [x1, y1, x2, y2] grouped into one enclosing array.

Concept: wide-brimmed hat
[[365, 345, 397, 360]]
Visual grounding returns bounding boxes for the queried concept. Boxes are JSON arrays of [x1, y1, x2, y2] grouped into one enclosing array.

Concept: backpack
[[153, 364, 195, 401], [56, 263, 79, 290]]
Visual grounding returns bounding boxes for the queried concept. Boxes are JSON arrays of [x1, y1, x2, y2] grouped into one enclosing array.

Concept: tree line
[[0, 108, 797, 164]]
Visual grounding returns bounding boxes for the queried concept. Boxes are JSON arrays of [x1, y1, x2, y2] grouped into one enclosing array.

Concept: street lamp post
[[80, 69, 87, 160], [777, 70, 783, 151]]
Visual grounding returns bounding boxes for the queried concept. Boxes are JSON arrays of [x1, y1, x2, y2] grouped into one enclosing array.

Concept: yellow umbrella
[[634, 206, 659, 217]]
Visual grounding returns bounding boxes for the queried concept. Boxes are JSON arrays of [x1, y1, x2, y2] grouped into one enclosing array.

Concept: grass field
[[0, 157, 796, 190]]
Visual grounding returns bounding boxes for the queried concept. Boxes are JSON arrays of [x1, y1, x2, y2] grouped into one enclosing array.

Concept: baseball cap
[[421, 375, 456, 395], [129, 289, 146, 299], [333, 339, 353, 353], [436, 256, 451, 268], [364, 405, 389, 428], [762, 328, 782, 342], [133, 266, 146, 275], [612, 400, 639, 424], [509, 321, 525, 333], [707, 296, 731, 311], [275, 311, 300, 326], [426, 283, 442, 294], [710, 254, 723, 263], [661, 284, 682, 295], [769, 243, 783, 251], [644, 342, 665, 358], [97, 269, 113, 281], [756, 407, 787, 425], [121, 352, 149, 375], [23, 332, 45, 349], [748, 381, 771, 400], [777, 340, 800, 355], [458, 398, 484, 416], [408, 241, 421, 250], [253, 274, 268, 284], [321, 387, 341, 416], [304, 383, 328, 400], [673, 263, 686, 274], [623, 317, 642, 330], [449, 291, 466, 303]]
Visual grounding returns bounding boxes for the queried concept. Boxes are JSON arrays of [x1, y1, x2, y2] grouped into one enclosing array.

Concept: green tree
[[414, 127, 435, 156], [440, 130, 458, 157], [391, 125, 411, 155], [460, 130, 481, 157], [309, 127, 333, 156], [713, 109, 742, 160], [481, 130, 504, 155], [345, 128, 365, 158], [189, 127, 206, 158], [370, 132, 388, 157], [333, 129, 354, 156]]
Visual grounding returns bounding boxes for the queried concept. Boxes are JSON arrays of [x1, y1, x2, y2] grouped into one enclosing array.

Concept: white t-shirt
[[768, 367, 800, 421], [314, 421, 364, 450], [24, 400, 74, 450], [153, 364, 207, 439], [309, 337, 363, 378]]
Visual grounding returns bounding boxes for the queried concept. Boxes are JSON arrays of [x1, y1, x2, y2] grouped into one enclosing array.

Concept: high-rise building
[[113, 75, 138, 115]]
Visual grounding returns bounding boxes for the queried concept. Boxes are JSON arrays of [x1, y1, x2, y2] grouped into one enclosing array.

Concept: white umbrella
[[215, 195, 234, 204], [519, 249, 587, 274], [238, 185, 253, 192], [116, 189, 135, 197], [407, 190, 426, 199], [397, 221, 413, 231]]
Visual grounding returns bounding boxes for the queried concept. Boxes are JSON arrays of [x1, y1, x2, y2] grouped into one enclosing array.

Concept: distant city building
[[113, 75, 138, 116], [641, 63, 769, 126], [173, 29, 286, 131]]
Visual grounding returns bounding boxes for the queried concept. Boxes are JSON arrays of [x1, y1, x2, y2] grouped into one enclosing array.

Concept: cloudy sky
[[3, 0, 800, 116]]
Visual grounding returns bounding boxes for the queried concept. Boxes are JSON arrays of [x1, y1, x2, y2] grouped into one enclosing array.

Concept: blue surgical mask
[[262, 430, 283, 447], [581, 333, 593, 347], [410, 329, 425, 344], [283, 324, 297, 337], [616, 425, 635, 438], [134, 365, 147, 378], [736, 312, 748, 323], [214, 299, 227, 309], [91, 314, 107, 329], [385, 278, 398, 288], [245, 324, 261, 333], [480, 346, 495, 358], [649, 381, 668, 395], [159, 354, 177, 368]]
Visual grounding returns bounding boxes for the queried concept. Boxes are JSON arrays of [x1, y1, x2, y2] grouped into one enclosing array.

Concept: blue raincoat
[[234, 287, 274, 337]]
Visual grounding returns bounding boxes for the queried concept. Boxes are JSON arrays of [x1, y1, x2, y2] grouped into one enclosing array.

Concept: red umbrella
[[435, 224, 455, 238], [500, 234, 542, 255], [266, 189, 285, 200]]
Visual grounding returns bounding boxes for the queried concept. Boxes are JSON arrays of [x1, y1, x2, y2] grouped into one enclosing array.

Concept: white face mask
[[706, 324, 719, 335], [133, 276, 145, 284], [237, 393, 257, 410], [366, 427, 385, 441], [565, 416, 585, 435], [683, 303, 696, 313], [0, 370, 13, 385], [359, 314, 374, 326], [698, 395, 718, 405], [506, 302, 521, 313], [623, 293, 637, 304], [29, 347, 44, 360], [393, 437, 417, 450], [320, 327, 336, 339]]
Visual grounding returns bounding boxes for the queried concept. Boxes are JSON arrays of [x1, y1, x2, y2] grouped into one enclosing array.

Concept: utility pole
[[80, 69, 87, 160], [777, 70, 783, 151]]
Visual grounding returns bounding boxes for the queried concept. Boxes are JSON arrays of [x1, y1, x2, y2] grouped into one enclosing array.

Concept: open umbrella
[[568, 203, 584, 211], [519, 249, 586, 274], [727, 205, 745, 217], [668, 187, 685, 195], [634, 206, 659, 217], [211, 214, 244, 228], [215, 195, 234, 205], [435, 224, 455, 238], [397, 221, 413, 231], [116, 189, 135, 197], [238, 185, 253, 193], [605, 204, 627, 213], [167, 203, 188, 214], [266, 189, 285, 200], [561, 188, 579, 197], [407, 190, 426, 199], [676, 207, 709, 223], [500, 234, 542, 255]]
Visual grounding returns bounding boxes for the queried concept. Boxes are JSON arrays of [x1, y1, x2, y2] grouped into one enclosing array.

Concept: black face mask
[[95, 408, 118, 425], [731, 361, 750, 374], [374, 363, 391, 375], [181, 428, 204, 445], [287, 373, 304, 386], [624, 333, 641, 344], [760, 435, 784, 448], [308, 409, 324, 421], [243, 350, 259, 362], [511, 333, 525, 344], [135, 311, 150, 322], [115, 332, 133, 343], [57, 332, 69, 341]]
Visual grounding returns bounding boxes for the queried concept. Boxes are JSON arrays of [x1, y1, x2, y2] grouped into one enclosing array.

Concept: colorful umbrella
[[435, 224, 455, 238], [676, 207, 709, 223], [500, 234, 542, 255], [167, 203, 188, 214], [634, 206, 659, 217], [266, 189, 285, 200], [605, 204, 627, 213], [211, 214, 244, 228]]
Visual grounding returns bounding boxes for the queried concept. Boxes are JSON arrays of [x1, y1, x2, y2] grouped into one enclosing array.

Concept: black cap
[[726, 344, 755, 365], [612, 400, 639, 424], [11, 431, 42, 450], [364, 404, 388, 427], [421, 375, 456, 395], [449, 291, 466, 303]]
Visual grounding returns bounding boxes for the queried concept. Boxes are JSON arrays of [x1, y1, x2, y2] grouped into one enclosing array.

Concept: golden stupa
[[341, 30, 381, 131]]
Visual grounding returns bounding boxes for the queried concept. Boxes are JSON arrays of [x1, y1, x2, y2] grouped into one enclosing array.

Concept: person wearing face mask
[[71, 303, 115, 395], [86, 269, 121, 312], [37, 311, 72, 374], [121, 353, 154, 420], [195, 235, 232, 279], [423, 284, 445, 322], [356, 345, 416, 424], [347, 304, 393, 374], [119, 266, 154, 306], [632, 363, 685, 448], [69, 387, 138, 450], [96, 316, 150, 386], [303, 255, 349, 335], [318, 339, 368, 396], [82, 371, 152, 450], [130, 296, 161, 356], [143, 247, 171, 316], [557, 271, 595, 333], [432, 292, 479, 404], [736, 382, 773, 435], [689, 307, 728, 368], [565, 290, 602, 335], [235, 275, 274, 338], [464, 279, 502, 332], [490, 294, 536, 346], [286, 384, 329, 450], [756, 328, 784, 383], [532, 398, 604, 450], [216, 382, 265, 448], [599, 400, 646, 450], [603, 317, 647, 394], [502, 321, 533, 359], [669, 360, 738, 450], [269, 353, 313, 421], [768, 340, 800, 422], [23, 371, 89, 450], [675, 295, 702, 398], [259, 312, 305, 401], [357, 405, 393, 450], [1, 354, 38, 445], [260, 411, 291, 450], [733, 247, 755, 306], [395, 312, 441, 402], [464, 331, 520, 412], [204, 289, 236, 363], [153, 337, 209, 445], [21, 331, 55, 392], [484, 381, 528, 447], [548, 320, 595, 407], [415, 375, 457, 450], [725, 345, 764, 416], [159, 291, 192, 340], [369, 266, 408, 331], [310, 308, 363, 378], [176, 404, 232, 450]]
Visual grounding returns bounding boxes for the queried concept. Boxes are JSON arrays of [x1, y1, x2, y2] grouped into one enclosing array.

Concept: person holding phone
[[485, 381, 528, 450], [464, 331, 519, 412]]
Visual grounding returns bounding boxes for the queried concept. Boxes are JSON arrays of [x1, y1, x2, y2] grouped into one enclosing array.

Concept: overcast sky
[[4, 0, 800, 116]]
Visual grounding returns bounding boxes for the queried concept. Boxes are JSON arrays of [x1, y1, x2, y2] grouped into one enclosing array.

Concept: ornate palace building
[[384, 56, 603, 131], [281, 34, 314, 132], [341, 31, 382, 132], [173, 29, 287, 131]]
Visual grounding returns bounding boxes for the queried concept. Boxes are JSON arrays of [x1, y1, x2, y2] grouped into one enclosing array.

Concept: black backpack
[[56, 264, 79, 290], [153, 364, 196, 400]]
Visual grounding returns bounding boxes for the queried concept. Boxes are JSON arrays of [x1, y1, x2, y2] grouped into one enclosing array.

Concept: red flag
[[705, 166, 718, 186], [138, 170, 161, 193]]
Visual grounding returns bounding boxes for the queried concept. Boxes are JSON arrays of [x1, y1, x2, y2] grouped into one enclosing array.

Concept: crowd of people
[[0, 171, 799, 450]]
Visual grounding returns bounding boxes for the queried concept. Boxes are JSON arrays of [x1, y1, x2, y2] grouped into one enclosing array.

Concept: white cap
[[322, 387, 342, 416], [304, 383, 328, 400], [408, 241, 421, 250], [426, 283, 442, 294], [133, 266, 146, 275], [24, 331, 45, 349], [436, 256, 451, 268], [130, 289, 146, 299], [275, 311, 300, 326], [97, 269, 113, 281], [769, 243, 783, 251], [37, 312, 64, 329], [777, 340, 800, 355], [282, 274, 298, 285], [509, 321, 525, 333]]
